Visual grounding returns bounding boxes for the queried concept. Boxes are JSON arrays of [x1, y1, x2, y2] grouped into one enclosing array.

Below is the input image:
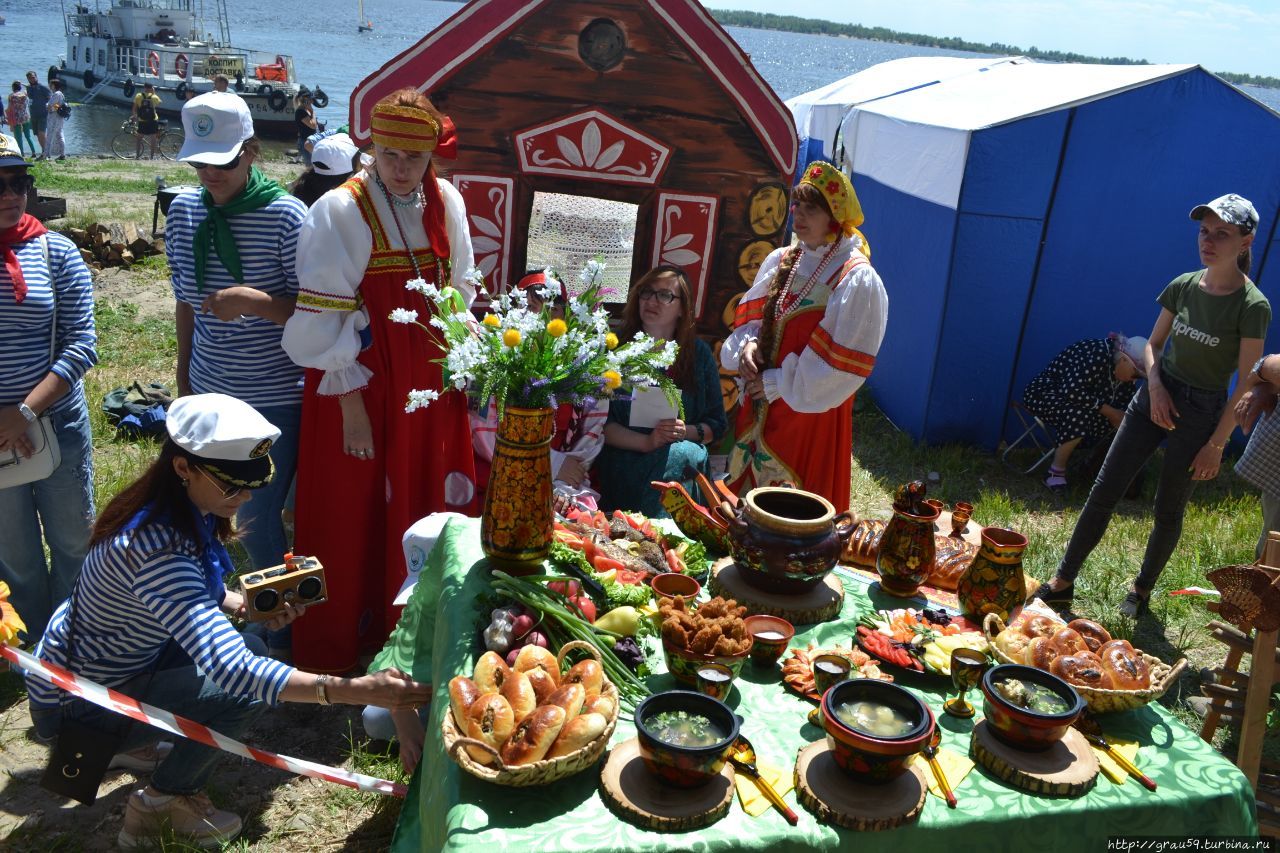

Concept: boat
[[53, 0, 328, 138], [357, 0, 373, 32]]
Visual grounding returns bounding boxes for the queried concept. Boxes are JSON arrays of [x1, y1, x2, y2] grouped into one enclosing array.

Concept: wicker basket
[[442, 640, 620, 786], [983, 613, 1187, 714]]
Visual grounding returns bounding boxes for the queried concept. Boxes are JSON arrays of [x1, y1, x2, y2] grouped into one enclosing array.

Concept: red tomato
[[569, 596, 597, 623], [592, 555, 626, 573], [615, 569, 648, 585], [664, 548, 685, 574], [582, 538, 597, 564], [547, 579, 582, 598], [553, 529, 584, 548]]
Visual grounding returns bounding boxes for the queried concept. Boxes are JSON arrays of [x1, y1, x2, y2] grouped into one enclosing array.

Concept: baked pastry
[[513, 646, 559, 682], [1023, 615, 1060, 639], [1051, 627, 1090, 657], [929, 541, 979, 591], [545, 683, 586, 717], [1051, 652, 1113, 689], [563, 659, 604, 698], [843, 519, 885, 567], [465, 693, 515, 764], [1101, 643, 1151, 689], [1066, 619, 1112, 653], [1024, 636, 1059, 670], [500, 704, 568, 766], [500, 669, 537, 724], [474, 651, 512, 694], [1096, 638, 1134, 658], [525, 667, 558, 705], [449, 676, 481, 729], [546, 712, 607, 759], [583, 693, 616, 719], [994, 627, 1032, 661]]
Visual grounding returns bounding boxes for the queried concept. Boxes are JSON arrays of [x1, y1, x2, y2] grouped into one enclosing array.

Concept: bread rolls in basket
[[983, 613, 1186, 714], [443, 640, 620, 786]]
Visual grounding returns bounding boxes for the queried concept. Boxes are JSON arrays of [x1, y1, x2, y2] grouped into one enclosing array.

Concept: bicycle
[[112, 118, 183, 161]]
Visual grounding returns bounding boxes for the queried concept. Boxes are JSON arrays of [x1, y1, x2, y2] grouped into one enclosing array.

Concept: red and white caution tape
[[1170, 587, 1222, 597], [1, 644, 406, 798]]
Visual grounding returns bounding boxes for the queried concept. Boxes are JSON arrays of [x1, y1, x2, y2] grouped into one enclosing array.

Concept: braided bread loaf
[[841, 518, 977, 590]]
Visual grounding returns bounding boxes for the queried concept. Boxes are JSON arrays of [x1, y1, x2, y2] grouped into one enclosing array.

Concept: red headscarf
[[0, 213, 48, 303]]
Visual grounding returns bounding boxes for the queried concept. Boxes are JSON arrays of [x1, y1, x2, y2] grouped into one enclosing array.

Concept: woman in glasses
[[721, 162, 888, 513], [26, 394, 431, 849], [166, 92, 309, 660], [0, 138, 97, 642], [594, 266, 726, 517]]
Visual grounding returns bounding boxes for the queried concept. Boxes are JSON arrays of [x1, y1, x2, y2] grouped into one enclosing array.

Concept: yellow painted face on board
[[749, 184, 788, 236], [738, 240, 774, 286]]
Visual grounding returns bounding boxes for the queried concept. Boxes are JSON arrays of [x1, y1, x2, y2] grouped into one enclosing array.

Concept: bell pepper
[[594, 606, 642, 636]]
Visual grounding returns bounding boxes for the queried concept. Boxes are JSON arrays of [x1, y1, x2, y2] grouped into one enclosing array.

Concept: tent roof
[[785, 55, 1020, 111]]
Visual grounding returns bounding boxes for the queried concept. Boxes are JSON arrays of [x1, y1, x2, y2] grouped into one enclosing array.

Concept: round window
[[578, 18, 625, 72]]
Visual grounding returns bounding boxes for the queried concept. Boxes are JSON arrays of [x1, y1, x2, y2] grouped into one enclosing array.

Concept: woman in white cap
[[0, 137, 97, 642], [1036, 194, 1271, 618], [166, 92, 309, 648], [1021, 333, 1147, 491], [282, 88, 475, 674], [26, 393, 430, 849], [288, 131, 358, 207]]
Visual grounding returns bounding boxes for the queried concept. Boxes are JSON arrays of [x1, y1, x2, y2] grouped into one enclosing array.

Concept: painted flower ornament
[[800, 160, 872, 258]]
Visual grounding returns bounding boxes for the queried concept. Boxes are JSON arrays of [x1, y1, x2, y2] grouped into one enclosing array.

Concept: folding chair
[[1001, 401, 1056, 474]]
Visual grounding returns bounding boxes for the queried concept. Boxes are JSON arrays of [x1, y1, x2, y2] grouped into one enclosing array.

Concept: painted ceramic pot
[[981, 664, 1084, 751], [726, 487, 856, 594], [635, 691, 741, 788], [876, 501, 942, 597], [662, 634, 753, 687], [957, 527, 1028, 621], [821, 679, 934, 783], [743, 614, 795, 666], [480, 406, 554, 574]]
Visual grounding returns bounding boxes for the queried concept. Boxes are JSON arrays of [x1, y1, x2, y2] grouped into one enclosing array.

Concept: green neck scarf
[[194, 166, 288, 292]]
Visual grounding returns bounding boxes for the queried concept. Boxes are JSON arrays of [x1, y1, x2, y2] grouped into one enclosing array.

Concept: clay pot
[[957, 527, 1028, 621], [875, 501, 942, 597], [726, 487, 856, 594]]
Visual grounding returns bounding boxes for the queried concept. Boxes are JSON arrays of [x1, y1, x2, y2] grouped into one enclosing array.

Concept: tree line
[[710, 9, 1280, 91]]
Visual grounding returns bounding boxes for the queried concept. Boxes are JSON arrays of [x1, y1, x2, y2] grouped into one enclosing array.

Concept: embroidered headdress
[[799, 161, 870, 255], [370, 102, 457, 157]]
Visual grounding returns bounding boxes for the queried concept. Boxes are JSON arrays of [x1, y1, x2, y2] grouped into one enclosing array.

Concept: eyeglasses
[[638, 288, 680, 305], [0, 174, 34, 197], [190, 151, 244, 172], [195, 465, 245, 500]]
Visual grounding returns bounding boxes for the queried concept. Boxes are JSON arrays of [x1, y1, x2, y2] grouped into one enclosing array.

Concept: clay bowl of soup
[[820, 679, 934, 783], [634, 690, 741, 788], [981, 663, 1085, 751]]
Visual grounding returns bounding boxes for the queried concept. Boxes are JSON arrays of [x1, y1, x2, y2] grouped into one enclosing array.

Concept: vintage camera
[[239, 555, 327, 622]]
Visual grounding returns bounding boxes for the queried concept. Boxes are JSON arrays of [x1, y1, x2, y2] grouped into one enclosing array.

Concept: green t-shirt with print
[[1157, 271, 1271, 390]]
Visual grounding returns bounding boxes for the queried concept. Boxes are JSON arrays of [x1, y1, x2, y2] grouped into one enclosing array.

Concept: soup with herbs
[[645, 710, 727, 748], [994, 678, 1071, 715], [835, 700, 916, 738]]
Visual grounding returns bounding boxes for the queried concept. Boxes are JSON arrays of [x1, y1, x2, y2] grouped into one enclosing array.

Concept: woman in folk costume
[[282, 89, 476, 673], [720, 162, 888, 513]]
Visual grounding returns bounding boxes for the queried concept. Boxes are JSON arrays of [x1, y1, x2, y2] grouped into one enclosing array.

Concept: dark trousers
[[1056, 375, 1226, 593]]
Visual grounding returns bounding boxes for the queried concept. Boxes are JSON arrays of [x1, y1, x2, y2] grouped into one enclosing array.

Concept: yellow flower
[[482, 314, 501, 328], [605, 332, 619, 350], [603, 370, 622, 389], [0, 581, 26, 647], [546, 319, 567, 338], [503, 328, 522, 348]]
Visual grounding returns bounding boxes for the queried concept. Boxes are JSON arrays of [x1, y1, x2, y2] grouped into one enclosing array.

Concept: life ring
[[268, 89, 288, 112], [311, 87, 329, 109], [257, 83, 273, 96], [147, 51, 160, 76], [82, 68, 95, 89], [175, 81, 189, 100], [174, 53, 188, 79], [122, 78, 135, 98]]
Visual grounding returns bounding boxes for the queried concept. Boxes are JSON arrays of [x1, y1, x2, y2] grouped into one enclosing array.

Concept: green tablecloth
[[372, 518, 1258, 852]]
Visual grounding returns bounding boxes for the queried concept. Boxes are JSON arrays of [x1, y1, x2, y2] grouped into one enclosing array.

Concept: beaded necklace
[[773, 240, 842, 321], [374, 173, 425, 281]]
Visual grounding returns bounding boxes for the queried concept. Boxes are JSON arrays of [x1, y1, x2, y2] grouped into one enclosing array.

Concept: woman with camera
[[27, 394, 430, 849]]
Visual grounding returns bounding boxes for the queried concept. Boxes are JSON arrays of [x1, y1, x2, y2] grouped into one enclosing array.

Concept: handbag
[[56, 101, 71, 119], [0, 236, 62, 490]]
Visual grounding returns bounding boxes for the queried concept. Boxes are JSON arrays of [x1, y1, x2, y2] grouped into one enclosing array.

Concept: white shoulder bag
[[0, 236, 63, 489]]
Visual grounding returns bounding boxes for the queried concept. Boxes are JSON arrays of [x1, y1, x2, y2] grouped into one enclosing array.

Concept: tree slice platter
[[710, 558, 844, 624], [970, 720, 1098, 798], [794, 740, 927, 830], [598, 737, 735, 832]]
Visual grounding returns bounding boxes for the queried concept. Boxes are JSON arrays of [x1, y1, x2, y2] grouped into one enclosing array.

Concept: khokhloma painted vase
[[875, 502, 941, 597], [480, 406, 555, 574], [957, 527, 1028, 621]]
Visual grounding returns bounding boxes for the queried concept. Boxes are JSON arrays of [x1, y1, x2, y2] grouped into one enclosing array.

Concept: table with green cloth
[[372, 518, 1258, 851]]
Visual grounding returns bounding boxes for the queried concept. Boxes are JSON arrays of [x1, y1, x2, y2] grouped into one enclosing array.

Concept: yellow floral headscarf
[[799, 161, 871, 257], [0, 581, 26, 647]]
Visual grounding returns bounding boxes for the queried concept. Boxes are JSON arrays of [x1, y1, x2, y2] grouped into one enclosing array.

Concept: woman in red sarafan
[[720, 162, 888, 514], [282, 89, 477, 673]]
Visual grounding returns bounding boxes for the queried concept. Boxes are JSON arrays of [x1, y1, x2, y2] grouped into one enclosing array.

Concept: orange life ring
[[147, 51, 160, 76], [174, 53, 188, 79]]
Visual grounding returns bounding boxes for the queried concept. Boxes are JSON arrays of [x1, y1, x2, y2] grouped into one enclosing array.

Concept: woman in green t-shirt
[[1035, 193, 1271, 618]]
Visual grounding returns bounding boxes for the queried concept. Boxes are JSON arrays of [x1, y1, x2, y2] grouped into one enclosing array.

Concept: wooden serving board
[[970, 720, 1098, 798], [598, 738, 735, 832], [794, 740, 927, 830], [710, 559, 844, 624]]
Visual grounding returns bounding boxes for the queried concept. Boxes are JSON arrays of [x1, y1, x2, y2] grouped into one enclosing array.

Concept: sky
[[710, 0, 1280, 79]]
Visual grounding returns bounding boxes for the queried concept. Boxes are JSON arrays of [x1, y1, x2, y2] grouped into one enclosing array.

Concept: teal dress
[[594, 339, 727, 517]]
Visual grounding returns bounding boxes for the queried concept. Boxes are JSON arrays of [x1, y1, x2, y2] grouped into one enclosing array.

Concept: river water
[[2, 0, 1278, 155]]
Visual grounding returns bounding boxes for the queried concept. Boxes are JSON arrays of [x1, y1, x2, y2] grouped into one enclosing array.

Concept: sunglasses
[[190, 151, 244, 172], [0, 174, 34, 197], [195, 465, 245, 499], [638, 288, 680, 305]]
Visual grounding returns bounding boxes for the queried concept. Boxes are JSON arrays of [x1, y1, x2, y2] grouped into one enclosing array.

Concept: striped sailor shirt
[[166, 189, 308, 407], [0, 232, 98, 414], [27, 515, 295, 710]]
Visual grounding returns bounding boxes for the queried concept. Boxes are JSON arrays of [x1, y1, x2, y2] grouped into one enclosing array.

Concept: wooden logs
[[709, 558, 844, 625], [794, 740, 927, 830], [970, 721, 1098, 798], [598, 738, 734, 832]]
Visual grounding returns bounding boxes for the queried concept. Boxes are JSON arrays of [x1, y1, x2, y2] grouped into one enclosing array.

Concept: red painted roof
[[348, 0, 797, 181]]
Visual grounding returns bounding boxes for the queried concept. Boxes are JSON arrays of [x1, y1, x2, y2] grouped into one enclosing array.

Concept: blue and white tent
[[788, 58, 1280, 448]]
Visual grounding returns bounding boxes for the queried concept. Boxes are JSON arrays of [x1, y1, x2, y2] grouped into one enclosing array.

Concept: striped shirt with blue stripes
[[28, 517, 295, 710], [165, 189, 308, 408], [0, 232, 97, 414]]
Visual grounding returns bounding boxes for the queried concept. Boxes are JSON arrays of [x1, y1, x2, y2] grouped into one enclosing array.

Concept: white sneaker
[[118, 789, 243, 849]]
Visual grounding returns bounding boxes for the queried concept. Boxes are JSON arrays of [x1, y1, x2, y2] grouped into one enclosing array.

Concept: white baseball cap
[[167, 394, 280, 488], [311, 133, 358, 176], [177, 92, 255, 166]]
